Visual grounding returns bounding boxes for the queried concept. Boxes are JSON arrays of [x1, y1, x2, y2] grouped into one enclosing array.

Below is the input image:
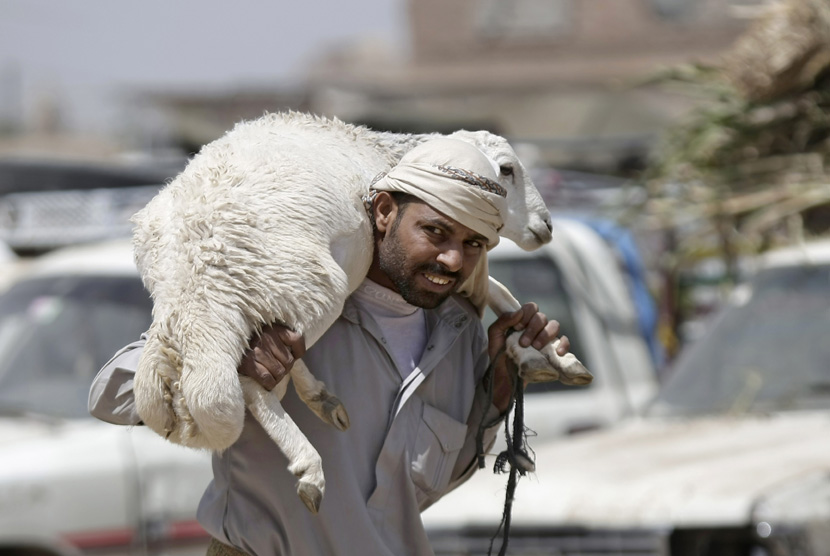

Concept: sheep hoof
[[557, 359, 593, 386], [324, 396, 351, 431], [518, 354, 560, 383], [506, 331, 558, 384], [297, 481, 323, 514], [308, 391, 351, 431], [288, 456, 325, 514], [549, 348, 593, 386], [506, 332, 594, 386]]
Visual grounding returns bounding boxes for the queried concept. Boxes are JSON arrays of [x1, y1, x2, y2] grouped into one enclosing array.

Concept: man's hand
[[238, 324, 306, 390], [487, 303, 570, 413]]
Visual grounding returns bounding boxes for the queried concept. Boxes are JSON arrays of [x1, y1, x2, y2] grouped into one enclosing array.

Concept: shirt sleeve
[[88, 337, 146, 426]]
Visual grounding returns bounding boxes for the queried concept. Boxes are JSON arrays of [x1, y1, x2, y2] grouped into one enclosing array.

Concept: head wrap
[[370, 138, 508, 248]]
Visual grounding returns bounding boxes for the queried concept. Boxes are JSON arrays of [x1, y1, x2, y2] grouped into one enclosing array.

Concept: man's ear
[[373, 192, 398, 235]]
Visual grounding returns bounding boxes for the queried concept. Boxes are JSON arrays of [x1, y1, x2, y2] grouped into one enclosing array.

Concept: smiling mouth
[[424, 273, 452, 286]]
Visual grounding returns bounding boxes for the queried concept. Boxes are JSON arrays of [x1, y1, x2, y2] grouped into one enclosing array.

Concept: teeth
[[425, 273, 450, 285]]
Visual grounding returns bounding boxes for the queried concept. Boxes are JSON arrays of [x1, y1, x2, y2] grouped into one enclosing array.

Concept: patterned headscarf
[[370, 138, 507, 248]]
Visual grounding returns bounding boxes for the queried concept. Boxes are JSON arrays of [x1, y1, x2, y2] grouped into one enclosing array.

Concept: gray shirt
[[89, 292, 502, 556]]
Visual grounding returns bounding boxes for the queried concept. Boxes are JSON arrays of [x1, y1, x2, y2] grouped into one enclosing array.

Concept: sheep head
[[448, 130, 552, 251]]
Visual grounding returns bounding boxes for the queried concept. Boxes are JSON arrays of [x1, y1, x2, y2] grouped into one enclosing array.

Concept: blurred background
[[4, 0, 820, 359], [3, 1, 830, 554]]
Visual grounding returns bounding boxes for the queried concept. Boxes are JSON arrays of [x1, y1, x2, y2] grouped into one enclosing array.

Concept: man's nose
[[436, 245, 463, 273]]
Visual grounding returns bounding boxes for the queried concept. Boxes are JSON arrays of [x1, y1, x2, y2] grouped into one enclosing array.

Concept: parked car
[[0, 213, 657, 555], [0, 240, 213, 556], [423, 239, 830, 555]]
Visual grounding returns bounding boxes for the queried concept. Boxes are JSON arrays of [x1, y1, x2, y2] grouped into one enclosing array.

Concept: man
[[89, 138, 569, 556]]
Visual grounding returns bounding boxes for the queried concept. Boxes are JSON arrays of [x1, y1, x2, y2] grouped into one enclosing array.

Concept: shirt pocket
[[410, 402, 468, 499]]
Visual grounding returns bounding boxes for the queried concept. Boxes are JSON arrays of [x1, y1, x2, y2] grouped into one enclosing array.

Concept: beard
[[378, 225, 462, 309]]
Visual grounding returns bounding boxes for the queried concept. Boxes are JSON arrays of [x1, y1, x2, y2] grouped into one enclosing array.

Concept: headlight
[[751, 471, 830, 555]]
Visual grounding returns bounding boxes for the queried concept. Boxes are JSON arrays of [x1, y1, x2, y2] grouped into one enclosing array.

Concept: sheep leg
[[488, 276, 593, 386], [290, 359, 350, 431], [240, 377, 326, 514]]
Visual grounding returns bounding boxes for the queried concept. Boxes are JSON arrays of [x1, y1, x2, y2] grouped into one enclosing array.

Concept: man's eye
[[466, 240, 483, 249]]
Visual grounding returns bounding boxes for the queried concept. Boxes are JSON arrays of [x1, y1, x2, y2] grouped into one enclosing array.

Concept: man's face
[[377, 199, 486, 309]]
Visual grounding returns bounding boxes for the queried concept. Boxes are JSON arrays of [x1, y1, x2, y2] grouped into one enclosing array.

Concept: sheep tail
[[134, 319, 245, 452], [135, 327, 186, 441], [156, 335, 197, 438]]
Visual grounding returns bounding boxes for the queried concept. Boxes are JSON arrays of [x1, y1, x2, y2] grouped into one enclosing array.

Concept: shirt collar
[[342, 289, 475, 332]]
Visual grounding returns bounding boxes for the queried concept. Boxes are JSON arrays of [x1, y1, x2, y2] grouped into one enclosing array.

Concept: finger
[[488, 310, 521, 360], [259, 332, 294, 373], [519, 311, 549, 347], [556, 335, 570, 356], [276, 327, 306, 359], [239, 349, 278, 391], [522, 320, 559, 349], [536, 319, 562, 350], [253, 338, 292, 389], [512, 302, 538, 331], [252, 343, 281, 378], [252, 360, 280, 391], [489, 308, 525, 340]]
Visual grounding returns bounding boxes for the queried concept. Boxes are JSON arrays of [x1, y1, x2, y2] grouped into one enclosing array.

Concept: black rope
[[488, 371, 531, 556], [473, 337, 535, 556]]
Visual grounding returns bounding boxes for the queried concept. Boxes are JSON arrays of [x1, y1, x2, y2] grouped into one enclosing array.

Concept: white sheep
[[131, 111, 591, 513]]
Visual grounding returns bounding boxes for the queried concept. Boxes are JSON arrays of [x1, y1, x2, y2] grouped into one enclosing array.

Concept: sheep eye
[[500, 165, 514, 177]]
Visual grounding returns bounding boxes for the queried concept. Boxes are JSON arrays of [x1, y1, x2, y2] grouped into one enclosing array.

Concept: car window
[[486, 255, 589, 393], [0, 275, 152, 418], [649, 262, 830, 417]]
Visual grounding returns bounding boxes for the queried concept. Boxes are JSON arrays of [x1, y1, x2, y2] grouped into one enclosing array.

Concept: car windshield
[[0, 275, 152, 418], [649, 262, 830, 417], [487, 255, 588, 394]]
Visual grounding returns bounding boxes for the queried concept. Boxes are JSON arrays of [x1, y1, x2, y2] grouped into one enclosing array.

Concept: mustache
[[418, 263, 462, 281]]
